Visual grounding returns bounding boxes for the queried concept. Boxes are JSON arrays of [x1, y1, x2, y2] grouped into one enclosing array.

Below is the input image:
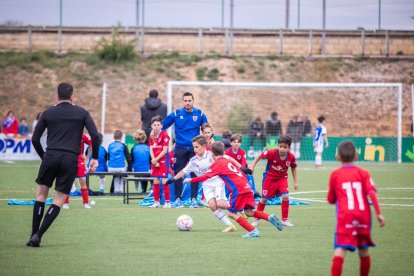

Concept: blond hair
[[134, 129, 147, 143]]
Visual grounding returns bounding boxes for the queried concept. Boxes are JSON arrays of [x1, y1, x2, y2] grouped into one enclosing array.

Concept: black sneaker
[[26, 234, 41, 247]]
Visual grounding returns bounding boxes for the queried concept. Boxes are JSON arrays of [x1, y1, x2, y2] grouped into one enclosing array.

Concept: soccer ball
[[176, 215, 193, 231]]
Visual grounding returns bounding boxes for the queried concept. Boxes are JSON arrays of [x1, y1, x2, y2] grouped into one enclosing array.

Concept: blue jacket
[[131, 143, 150, 172], [87, 145, 108, 172], [162, 107, 208, 149], [108, 141, 132, 169]]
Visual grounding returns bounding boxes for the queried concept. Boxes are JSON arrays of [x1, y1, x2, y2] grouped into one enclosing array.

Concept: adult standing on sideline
[[265, 111, 283, 137], [162, 92, 208, 208], [140, 89, 167, 143], [248, 117, 266, 149], [286, 115, 304, 159], [26, 83, 100, 247]]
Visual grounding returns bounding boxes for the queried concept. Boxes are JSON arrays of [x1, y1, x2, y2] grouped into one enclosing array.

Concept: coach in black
[[26, 83, 100, 247]]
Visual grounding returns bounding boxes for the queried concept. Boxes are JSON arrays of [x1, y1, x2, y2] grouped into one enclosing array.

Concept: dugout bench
[[86, 172, 154, 204]]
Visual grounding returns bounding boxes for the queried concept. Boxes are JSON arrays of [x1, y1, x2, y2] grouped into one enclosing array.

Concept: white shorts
[[202, 177, 227, 202]]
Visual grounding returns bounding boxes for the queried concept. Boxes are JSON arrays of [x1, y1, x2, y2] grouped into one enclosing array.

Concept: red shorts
[[76, 157, 86, 178], [262, 177, 289, 198], [151, 161, 168, 178], [334, 233, 375, 251], [228, 192, 255, 213]]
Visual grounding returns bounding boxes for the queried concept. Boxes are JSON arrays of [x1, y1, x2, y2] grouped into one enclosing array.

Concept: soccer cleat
[[163, 202, 171, 208], [26, 234, 41, 247], [189, 198, 198, 208], [242, 229, 260, 238], [268, 214, 284, 231], [83, 203, 91, 209], [282, 220, 294, 227], [251, 218, 260, 227], [62, 203, 70, 209], [222, 224, 237, 233], [149, 202, 160, 208], [172, 198, 184, 208]]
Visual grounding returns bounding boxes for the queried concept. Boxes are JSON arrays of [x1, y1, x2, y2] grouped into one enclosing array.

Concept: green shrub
[[226, 103, 253, 134], [206, 68, 219, 80], [94, 30, 136, 62], [196, 67, 206, 80]]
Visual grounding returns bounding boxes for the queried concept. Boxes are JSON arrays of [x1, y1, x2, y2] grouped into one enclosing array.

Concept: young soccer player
[[249, 135, 298, 227], [63, 133, 93, 209], [225, 134, 247, 167], [314, 115, 329, 169], [130, 130, 151, 193], [167, 135, 237, 232], [149, 115, 171, 208], [328, 141, 385, 276], [184, 142, 283, 238], [201, 123, 215, 149], [86, 133, 108, 194], [108, 130, 132, 194]]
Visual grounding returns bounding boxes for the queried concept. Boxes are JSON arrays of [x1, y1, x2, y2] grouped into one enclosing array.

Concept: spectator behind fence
[[162, 91, 208, 208], [220, 130, 232, 150], [266, 111, 282, 137], [107, 130, 132, 194], [302, 114, 312, 137], [286, 115, 304, 159], [140, 89, 167, 143], [248, 117, 266, 149], [18, 117, 30, 137], [2, 110, 18, 137]]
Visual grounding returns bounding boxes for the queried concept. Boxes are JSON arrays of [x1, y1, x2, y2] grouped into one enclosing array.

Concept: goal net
[[166, 81, 403, 163]]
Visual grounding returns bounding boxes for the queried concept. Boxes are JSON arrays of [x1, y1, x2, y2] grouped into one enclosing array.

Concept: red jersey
[[191, 157, 251, 196], [149, 131, 170, 162], [327, 165, 376, 235], [225, 148, 247, 167], [261, 149, 297, 179], [79, 134, 91, 158]]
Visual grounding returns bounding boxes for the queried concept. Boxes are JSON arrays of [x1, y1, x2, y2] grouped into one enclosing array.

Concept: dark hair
[[151, 115, 163, 124], [192, 135, 207, 146], [20, 117, 27, 121], [114, 130, 123, 140], [182, 92, 194, 100], [7, 111, 13, 116], [278, 135, 292, 147], [271, 111, 278, 117], [337, 141, 356, 163], [211, 142, 225, 156], [318, 115, 326, 123], [57, 83, 73, 100], [230, 134, 242, 143], [149, 89, 158, 98], [201, 123, 212, 132], [222, 130, 232, 139]]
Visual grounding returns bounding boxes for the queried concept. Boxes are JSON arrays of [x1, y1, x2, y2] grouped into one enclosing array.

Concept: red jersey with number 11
[[327, 165, 376, 235]]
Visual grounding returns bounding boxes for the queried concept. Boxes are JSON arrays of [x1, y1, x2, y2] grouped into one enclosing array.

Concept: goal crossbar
[[166, 81, 403, 163]]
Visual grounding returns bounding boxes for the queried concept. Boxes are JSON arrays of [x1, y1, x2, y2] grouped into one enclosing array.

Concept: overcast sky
[[0, 0, 413, 30]]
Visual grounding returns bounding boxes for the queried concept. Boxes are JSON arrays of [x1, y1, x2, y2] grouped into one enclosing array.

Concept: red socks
[[360, 255, 370, 276], [81, 188, 89, 204], [331, 256, 344, 276], [282, 199, 289, 221], [236, 216, 255, 232], [153, 184, 160, 202], [253, 211, 269, 221], [257, 201, 265, 212], [162, 184, 170, 203], [64, 195, 69, 204]]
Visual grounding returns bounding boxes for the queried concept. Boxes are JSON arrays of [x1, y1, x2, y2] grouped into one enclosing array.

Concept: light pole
[[297, 0, 301, 29], [322, 0, 326, 55]]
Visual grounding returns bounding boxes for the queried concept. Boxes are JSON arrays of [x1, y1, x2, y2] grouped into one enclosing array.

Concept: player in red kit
[[249, 135, 298, 227], [328, 141, 385, 276], [225, 134, 247, 167], [63, 133, 92, 209], [149, 115, 171, 208], [184, 142, 283, 238]]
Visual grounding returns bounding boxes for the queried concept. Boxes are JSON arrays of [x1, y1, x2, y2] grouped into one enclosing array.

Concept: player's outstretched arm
[[291, 167, 299, 190], [166, 170, 186, 185], [249, 154, 261, 172]]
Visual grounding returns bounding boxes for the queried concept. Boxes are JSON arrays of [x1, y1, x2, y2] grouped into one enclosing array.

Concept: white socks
[[213, 209, 232, 226]]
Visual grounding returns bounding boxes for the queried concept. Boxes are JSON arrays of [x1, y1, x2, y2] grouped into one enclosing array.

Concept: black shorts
[[36, 150, 78, 195]]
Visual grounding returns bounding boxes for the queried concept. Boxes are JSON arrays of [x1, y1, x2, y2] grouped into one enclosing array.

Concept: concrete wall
[[0, 26, 413, 57]]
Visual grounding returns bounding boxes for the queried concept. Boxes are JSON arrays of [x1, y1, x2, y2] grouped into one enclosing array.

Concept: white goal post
[[166, 81, 403, 163]]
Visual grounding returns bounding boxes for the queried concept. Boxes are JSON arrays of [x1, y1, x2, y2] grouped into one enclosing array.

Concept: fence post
[[57, 26, 62, 54], [28, 25, 32, 53], [279, 29, 284, 55], [360, 29, 365, 56], [198, 28, 203, 55], [308, 30, 313, 56], [139, 27, 145, 54], [385, 30, 389, 57], [225, 28, 229, 55]]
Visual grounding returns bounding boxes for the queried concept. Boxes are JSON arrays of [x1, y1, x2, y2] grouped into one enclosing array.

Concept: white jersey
[[314, 123, 327, 147], [183, 151, 224, 188]]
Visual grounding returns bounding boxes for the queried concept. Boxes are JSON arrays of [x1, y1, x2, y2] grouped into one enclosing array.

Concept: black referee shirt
[[32, 102, 100, 160]]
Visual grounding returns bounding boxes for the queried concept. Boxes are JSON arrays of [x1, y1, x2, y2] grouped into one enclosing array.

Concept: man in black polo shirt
[[26, 82, 100, 247]]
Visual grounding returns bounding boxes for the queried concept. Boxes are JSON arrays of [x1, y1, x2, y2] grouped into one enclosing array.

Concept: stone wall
[[0, 26, 413, 57]]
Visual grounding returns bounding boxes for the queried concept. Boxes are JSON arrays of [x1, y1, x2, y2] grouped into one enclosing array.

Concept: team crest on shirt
[[286, 162, 291, 167], [237, 155, 241, 160], [193, 116, 198, 121], [263, 151, 268, 155], [180, 116, 183, 119], [164, 138, 168, 142], [263, 190, 268, 196]]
